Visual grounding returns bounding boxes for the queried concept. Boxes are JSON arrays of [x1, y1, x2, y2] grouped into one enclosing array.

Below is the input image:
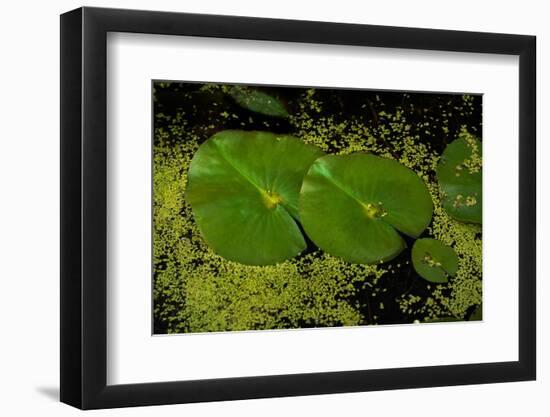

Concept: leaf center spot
[[362, 202, 387, 219], [422, 253, 442, 268], [261, 189, 283, 209]]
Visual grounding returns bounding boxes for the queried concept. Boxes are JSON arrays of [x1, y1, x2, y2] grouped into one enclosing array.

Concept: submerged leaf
[[412, 238, 458, 283], [186, 130, 324, 265], [299, 153, 433, 264], [229, 86, 289, 117], [436, 133, 482, 223]]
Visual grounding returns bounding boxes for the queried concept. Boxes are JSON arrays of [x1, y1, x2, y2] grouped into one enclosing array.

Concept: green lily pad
[[229, 86, 289, 118], [411, 238, 459, 283], [186, 130, 324, 265], [436, 133, 482, 223], [299, 153, 433, 264]]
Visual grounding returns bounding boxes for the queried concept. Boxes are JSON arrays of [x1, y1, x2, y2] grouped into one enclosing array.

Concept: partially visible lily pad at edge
[[469, 304, 482, 321], [186, 130, 324, 266], [436, 132, 482, 223]]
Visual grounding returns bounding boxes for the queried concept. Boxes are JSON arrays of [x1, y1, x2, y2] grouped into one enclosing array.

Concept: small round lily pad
[[229, 86, 289, 118], [186, 130, 324, 265], [299, 153, 433, 264], [436, 133, 482, 223], [411, 238, 459, 283]]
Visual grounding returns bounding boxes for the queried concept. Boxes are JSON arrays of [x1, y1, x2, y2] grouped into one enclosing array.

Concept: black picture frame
[[60, 6, 536, 410]]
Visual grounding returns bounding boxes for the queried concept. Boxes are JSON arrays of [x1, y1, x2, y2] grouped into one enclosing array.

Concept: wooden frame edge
[[60, 6, 536, 410]]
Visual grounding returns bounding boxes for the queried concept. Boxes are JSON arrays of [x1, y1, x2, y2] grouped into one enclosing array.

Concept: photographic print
[[153, 81, 482, 334]]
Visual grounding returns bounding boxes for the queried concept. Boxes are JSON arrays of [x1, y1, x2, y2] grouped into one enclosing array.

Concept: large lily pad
[[436, 134, 482, 223], [299, 153, 433, 264], [411, 238, 459, 283], [186, 130, 324, 265], [229, 86, 289, 118]]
